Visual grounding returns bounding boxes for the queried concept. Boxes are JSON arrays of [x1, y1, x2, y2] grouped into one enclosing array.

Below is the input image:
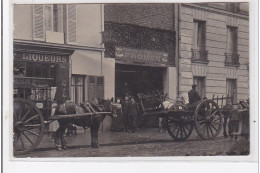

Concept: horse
[[53, 98, 117, 151]]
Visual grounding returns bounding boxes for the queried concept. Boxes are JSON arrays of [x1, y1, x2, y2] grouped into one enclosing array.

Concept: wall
[[76, 4, 103, 48], [163, 67, 177, 100], [13, 5, 33, 40], [179, 4, 249, 102], [104, 4, 175, 31], [13, 4, 103, 48]]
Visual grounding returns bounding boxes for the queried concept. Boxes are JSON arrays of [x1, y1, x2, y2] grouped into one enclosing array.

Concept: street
[[15, 128, 248, 158]]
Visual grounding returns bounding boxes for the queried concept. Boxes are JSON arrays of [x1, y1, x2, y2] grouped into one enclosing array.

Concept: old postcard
[[2, 0, 258, 172]]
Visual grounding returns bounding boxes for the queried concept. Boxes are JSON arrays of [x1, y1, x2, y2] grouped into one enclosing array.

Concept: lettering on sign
[[14, 77, 52, 87], [115, 46, 169, 66], [14, 52, 68, 63]]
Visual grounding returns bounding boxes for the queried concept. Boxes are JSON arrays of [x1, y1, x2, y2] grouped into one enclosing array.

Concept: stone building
[[177, 3, 249, 104]]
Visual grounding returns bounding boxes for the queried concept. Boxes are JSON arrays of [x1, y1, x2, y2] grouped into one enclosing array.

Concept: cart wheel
[[166, 104, 193, 141], [194, 99, 223, 140], [13, 98, 44, 155]]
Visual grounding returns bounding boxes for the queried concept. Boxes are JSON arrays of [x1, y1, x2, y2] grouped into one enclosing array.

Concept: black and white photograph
[[10, 2, 253, 158]]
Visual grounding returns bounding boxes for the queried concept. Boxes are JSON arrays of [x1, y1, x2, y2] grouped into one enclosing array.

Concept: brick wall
[[104, 4, 175, 31]]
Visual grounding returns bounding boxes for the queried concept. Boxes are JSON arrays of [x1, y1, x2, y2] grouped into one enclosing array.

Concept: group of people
[[111, 96, 139, 133]]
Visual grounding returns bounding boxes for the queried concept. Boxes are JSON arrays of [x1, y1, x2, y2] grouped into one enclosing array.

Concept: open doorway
[[115, 64, 164, 98]]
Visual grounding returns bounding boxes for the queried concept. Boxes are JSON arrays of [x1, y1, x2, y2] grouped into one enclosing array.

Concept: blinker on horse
[[53, 98, 117, 151]]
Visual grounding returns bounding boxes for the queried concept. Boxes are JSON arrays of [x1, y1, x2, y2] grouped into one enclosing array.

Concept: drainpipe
[[175, 4, 180, 98]]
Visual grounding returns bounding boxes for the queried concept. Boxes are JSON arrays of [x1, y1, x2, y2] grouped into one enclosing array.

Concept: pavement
[[15, 127, 250, 158]]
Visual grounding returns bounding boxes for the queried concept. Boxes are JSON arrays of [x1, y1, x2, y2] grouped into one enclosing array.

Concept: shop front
[[104, 22, 176, 100], [13, 42, 74, 119], [114, 47, 169, 98]]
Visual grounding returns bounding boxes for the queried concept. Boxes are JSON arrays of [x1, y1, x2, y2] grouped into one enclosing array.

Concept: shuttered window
[[33, 4, 75, 43], [33, 5, 44, 40], [87, 76, 104, 101], [67, 4, 77, 44]]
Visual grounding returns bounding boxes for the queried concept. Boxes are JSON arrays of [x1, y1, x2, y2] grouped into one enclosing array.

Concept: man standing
[[125, 97, 139, 133], [188, 84, 201, 108]]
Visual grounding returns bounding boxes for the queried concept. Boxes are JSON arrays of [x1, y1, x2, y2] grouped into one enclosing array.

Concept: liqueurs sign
[[22, 53, 67, 63]]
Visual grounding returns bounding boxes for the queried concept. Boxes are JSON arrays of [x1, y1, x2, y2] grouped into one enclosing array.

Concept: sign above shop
[[14, 52, 69, 64], [115, 46, 169, 67]]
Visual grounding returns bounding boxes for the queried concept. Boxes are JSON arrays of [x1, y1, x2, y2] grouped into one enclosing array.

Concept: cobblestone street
[[15, 128, 249, 158]]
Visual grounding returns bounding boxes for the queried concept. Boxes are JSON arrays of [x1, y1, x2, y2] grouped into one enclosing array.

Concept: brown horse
[[53, 98, 117, 151]]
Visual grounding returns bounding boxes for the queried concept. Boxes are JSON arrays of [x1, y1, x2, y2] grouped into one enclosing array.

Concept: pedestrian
[[125, 97, 139, 133], [123, 96, 129, 132], [111, 98, 125, 132], [228, 104, 242, 138]]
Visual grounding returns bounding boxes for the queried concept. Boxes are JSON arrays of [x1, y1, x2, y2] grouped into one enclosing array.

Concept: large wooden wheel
[[13, 98, 44, 155], [194, 99, 223, 140], [166, 104, 194, 141]]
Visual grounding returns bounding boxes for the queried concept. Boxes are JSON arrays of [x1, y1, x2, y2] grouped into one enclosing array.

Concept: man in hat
[[188, 84, 201, 109], [188, 84, 201, 104]]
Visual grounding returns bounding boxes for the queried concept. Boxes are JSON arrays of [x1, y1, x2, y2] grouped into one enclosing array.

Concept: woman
[[111, 98, 125, 132]]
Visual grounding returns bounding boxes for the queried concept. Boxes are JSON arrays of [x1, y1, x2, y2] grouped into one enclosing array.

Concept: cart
[[13, 84, 112, 155], [137, 90, 235, 141]]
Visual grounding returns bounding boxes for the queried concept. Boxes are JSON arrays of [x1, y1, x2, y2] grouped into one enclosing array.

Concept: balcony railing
[[191, 49, 209, 63], [225, 53, 240, 66]]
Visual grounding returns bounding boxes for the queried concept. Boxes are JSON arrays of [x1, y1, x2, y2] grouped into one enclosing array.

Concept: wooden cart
[[13, 85, 111, 155], [136, 91, 236, 141]]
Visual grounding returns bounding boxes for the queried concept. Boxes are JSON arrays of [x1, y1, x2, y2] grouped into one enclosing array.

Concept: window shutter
[[33, 5, 44, 40], [67, 4, 77, 44]]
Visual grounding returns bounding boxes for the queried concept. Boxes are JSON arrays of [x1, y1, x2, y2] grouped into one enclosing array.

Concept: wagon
[[13, 84, 112, 155], [136, 90, 235, 141]]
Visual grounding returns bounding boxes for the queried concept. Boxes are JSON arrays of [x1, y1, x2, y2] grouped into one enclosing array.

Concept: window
[[33, 4, 76, 43], [193, 77, 206, 99], [71, 75, 85, 104], [70, 75, 104, 104], [225, 26, 239, 66], [226, 79, 237, 104], [192, 20, 208, 62], [13, 61, 56, 79], [87, 76, 104, 101], [226, 3, 240, 13]]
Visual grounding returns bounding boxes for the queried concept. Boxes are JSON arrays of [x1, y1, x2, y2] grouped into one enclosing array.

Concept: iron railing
[[225, 53, 240, 66], [191, 48, 209, 63]]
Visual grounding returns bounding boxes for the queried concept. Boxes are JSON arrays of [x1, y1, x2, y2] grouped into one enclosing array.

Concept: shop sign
[[14, 77, 53, 88], [115, 46, 169, 66], [14, 52, 68, 63]]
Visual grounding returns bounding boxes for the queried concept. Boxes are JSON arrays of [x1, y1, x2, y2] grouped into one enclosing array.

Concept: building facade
[[177, 3, 249, 104], [104, 4, 177, 101], [13, 3, 249, 131], [13, 4, 115, 130]]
